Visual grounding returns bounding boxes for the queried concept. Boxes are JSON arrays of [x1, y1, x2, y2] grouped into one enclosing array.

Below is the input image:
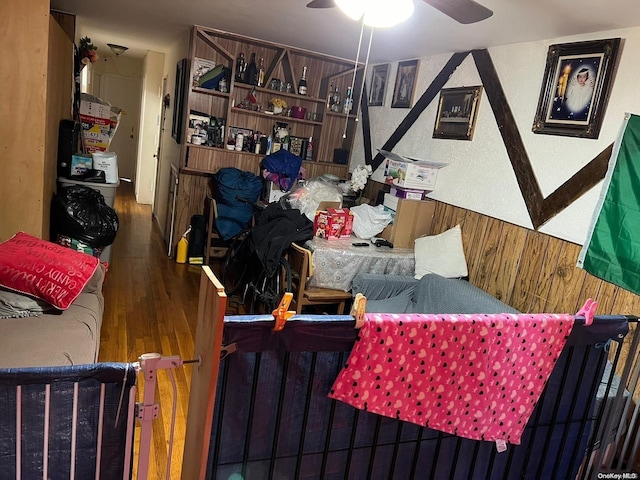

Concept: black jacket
[[250, 203, 313, 276]]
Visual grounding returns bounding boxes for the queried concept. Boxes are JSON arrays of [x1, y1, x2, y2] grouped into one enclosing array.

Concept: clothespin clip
[[272, 292, 295, 331], [577, 298, 597, 326], [351, 293, 367, 329]]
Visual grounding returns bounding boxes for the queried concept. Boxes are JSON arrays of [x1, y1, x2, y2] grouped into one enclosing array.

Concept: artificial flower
[[270, 97, 288, 109], [350, 164, 373, 193], [79, 37, 99, 65]]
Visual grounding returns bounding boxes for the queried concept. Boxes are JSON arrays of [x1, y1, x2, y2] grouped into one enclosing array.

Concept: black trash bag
[[51, 185, 119, 248]]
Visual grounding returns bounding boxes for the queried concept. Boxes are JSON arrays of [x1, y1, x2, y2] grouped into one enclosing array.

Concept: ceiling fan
[[306, 0, 493, 25]]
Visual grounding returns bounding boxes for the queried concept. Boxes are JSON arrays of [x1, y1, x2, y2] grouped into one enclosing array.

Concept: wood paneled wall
[[0, 5, 73, 242], [430, 200, 639, 399]]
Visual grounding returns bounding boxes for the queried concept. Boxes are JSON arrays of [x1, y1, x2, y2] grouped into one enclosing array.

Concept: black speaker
[[58, 119, 80, 178], [188, 214, 207, 264]]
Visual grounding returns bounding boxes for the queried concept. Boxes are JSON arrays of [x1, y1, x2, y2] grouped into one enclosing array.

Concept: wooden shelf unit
[[170, 25, 363, 254]]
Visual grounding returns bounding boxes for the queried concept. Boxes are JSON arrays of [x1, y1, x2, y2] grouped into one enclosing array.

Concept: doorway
[[98, 73, 142, 183]]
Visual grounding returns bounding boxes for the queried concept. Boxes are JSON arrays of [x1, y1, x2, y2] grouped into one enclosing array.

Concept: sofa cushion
[[365, 290, 414, 313], [414, 273, 519, 314], [414, 225, 468, 279], [0, 232, 99, 310]]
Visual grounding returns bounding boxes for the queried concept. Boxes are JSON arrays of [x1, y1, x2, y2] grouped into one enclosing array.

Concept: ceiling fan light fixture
[[364, 0, 414, 28], [335, 0, 414, 28], [107, 43, 129, 56], [334, 0, 366, 21]]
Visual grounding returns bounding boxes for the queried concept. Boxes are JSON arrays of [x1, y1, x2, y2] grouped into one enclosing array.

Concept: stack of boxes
[[313, 208, 354, 240], [377, 150, 446, 248]]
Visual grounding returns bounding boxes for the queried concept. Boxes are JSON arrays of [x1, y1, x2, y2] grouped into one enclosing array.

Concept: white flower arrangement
[[350, 164, 373, 194]]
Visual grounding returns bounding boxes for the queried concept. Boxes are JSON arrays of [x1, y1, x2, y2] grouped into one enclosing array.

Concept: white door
[[99, 74, 142, 183]]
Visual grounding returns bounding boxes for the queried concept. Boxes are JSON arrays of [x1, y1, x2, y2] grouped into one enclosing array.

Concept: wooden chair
[[204, 194, 229, 264], [287, 242, 352, 314]]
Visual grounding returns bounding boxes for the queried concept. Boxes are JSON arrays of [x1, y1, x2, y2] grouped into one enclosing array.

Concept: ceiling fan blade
[[306, 0, 336, 8], [423, 0, 493, 24]]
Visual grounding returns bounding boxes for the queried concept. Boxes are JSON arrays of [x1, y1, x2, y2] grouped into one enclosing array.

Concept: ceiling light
[[335, 0, 414, 28], [107, 43, 129, 56]]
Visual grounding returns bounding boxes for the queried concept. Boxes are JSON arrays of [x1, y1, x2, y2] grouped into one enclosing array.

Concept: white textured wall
[[136, 50, 165, 205], [352, 26, 640, 245], [153, 33, 190, 235]]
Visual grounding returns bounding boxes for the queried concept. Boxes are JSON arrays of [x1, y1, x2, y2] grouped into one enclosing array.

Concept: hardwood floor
[[99, 182, 214, 479]]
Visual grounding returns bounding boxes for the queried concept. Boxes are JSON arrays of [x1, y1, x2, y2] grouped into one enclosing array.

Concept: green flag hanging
[[578, 113, 640, 294]]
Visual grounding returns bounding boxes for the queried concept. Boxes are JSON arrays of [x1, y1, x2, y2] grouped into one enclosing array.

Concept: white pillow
[[414, 224, 468, 279]]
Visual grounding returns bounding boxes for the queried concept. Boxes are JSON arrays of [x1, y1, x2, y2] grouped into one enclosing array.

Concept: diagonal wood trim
[[360, 84, 374, 166], [372, 49, 611, 230], [539, 143, 612, 222], [472, 49, 545, 225], [370, 51, 469, 171]]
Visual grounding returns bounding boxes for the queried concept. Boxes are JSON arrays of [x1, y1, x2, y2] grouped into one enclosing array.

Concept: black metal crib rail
[[205, 315, 637, 480]]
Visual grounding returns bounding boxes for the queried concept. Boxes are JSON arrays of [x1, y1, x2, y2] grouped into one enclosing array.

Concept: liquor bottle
[[245, 53, 258, 86], [331, 85, 341, 112], [326, 83, 334, 110], [298, 66, 308, 95], [343, 86, 353, 114], [257, 57, 265, 87], [305, 136, 313, 161], [235, 52, 246, 83]]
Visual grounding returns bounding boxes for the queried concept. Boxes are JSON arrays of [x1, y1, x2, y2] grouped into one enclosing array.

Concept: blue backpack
[[212, 168, 263, 240]]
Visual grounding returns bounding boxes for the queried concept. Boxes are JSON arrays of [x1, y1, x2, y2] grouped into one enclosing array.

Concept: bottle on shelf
[[305, 136, 313, 161], [343, 86, 353, 114], [331, 85, 341, 112], [326, 83, 334, 110], [298, 66, 308, 96], [245, 53, 258, 86], [257, 57, 265, 87], [235, 52, 246, 83]]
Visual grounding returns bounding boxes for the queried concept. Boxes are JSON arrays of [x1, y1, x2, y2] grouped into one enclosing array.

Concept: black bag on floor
[[51, 185, 119, 247]]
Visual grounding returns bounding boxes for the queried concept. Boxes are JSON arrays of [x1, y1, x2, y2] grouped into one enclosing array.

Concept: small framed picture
[[391, 59, 419, 109], [433, 86, 483, 141], [532, 38, 621, 139], [369, 63, 389, 106], [192, 57, 216, 87]]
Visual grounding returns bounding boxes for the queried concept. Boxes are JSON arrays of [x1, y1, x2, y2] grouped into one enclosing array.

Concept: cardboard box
[[79, 94, 122, 153], [314, 208, 353, 240], [390, 185, 430, 201], [383, 192, 399, 211], [379, 198, 435, 248], [379, 149, 447, 191]]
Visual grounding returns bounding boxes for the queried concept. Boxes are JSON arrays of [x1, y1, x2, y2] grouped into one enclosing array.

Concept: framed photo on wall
[[369, 63, 389, 106], [532, 38, 621, 139], [391, 59, 419, 108], [171, 58, 188, 144], [433, 86, 483, 141]]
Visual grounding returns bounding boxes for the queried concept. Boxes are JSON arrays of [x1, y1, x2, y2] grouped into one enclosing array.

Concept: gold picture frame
[[433, 86, 483, 141]]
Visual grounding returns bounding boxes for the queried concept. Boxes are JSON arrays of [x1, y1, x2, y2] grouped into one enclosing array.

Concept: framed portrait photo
[[433, 86, 483, 140], [532, 38, 621, 139], [391, 59, 419, 108], [369, 63, 389, 106]]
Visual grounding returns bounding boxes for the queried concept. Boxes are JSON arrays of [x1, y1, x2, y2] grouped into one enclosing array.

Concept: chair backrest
[[288, 242, 312, 311]]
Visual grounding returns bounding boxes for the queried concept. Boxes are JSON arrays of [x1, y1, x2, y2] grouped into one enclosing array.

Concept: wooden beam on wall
[[370, 51, 469, 171], [369, 48, 612, 230]]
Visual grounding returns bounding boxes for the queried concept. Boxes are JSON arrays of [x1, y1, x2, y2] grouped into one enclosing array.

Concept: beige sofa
[[0, 264, 105, 368]]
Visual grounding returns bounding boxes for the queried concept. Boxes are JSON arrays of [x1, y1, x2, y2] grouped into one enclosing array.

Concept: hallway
[[100, 182, 204, 479]]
